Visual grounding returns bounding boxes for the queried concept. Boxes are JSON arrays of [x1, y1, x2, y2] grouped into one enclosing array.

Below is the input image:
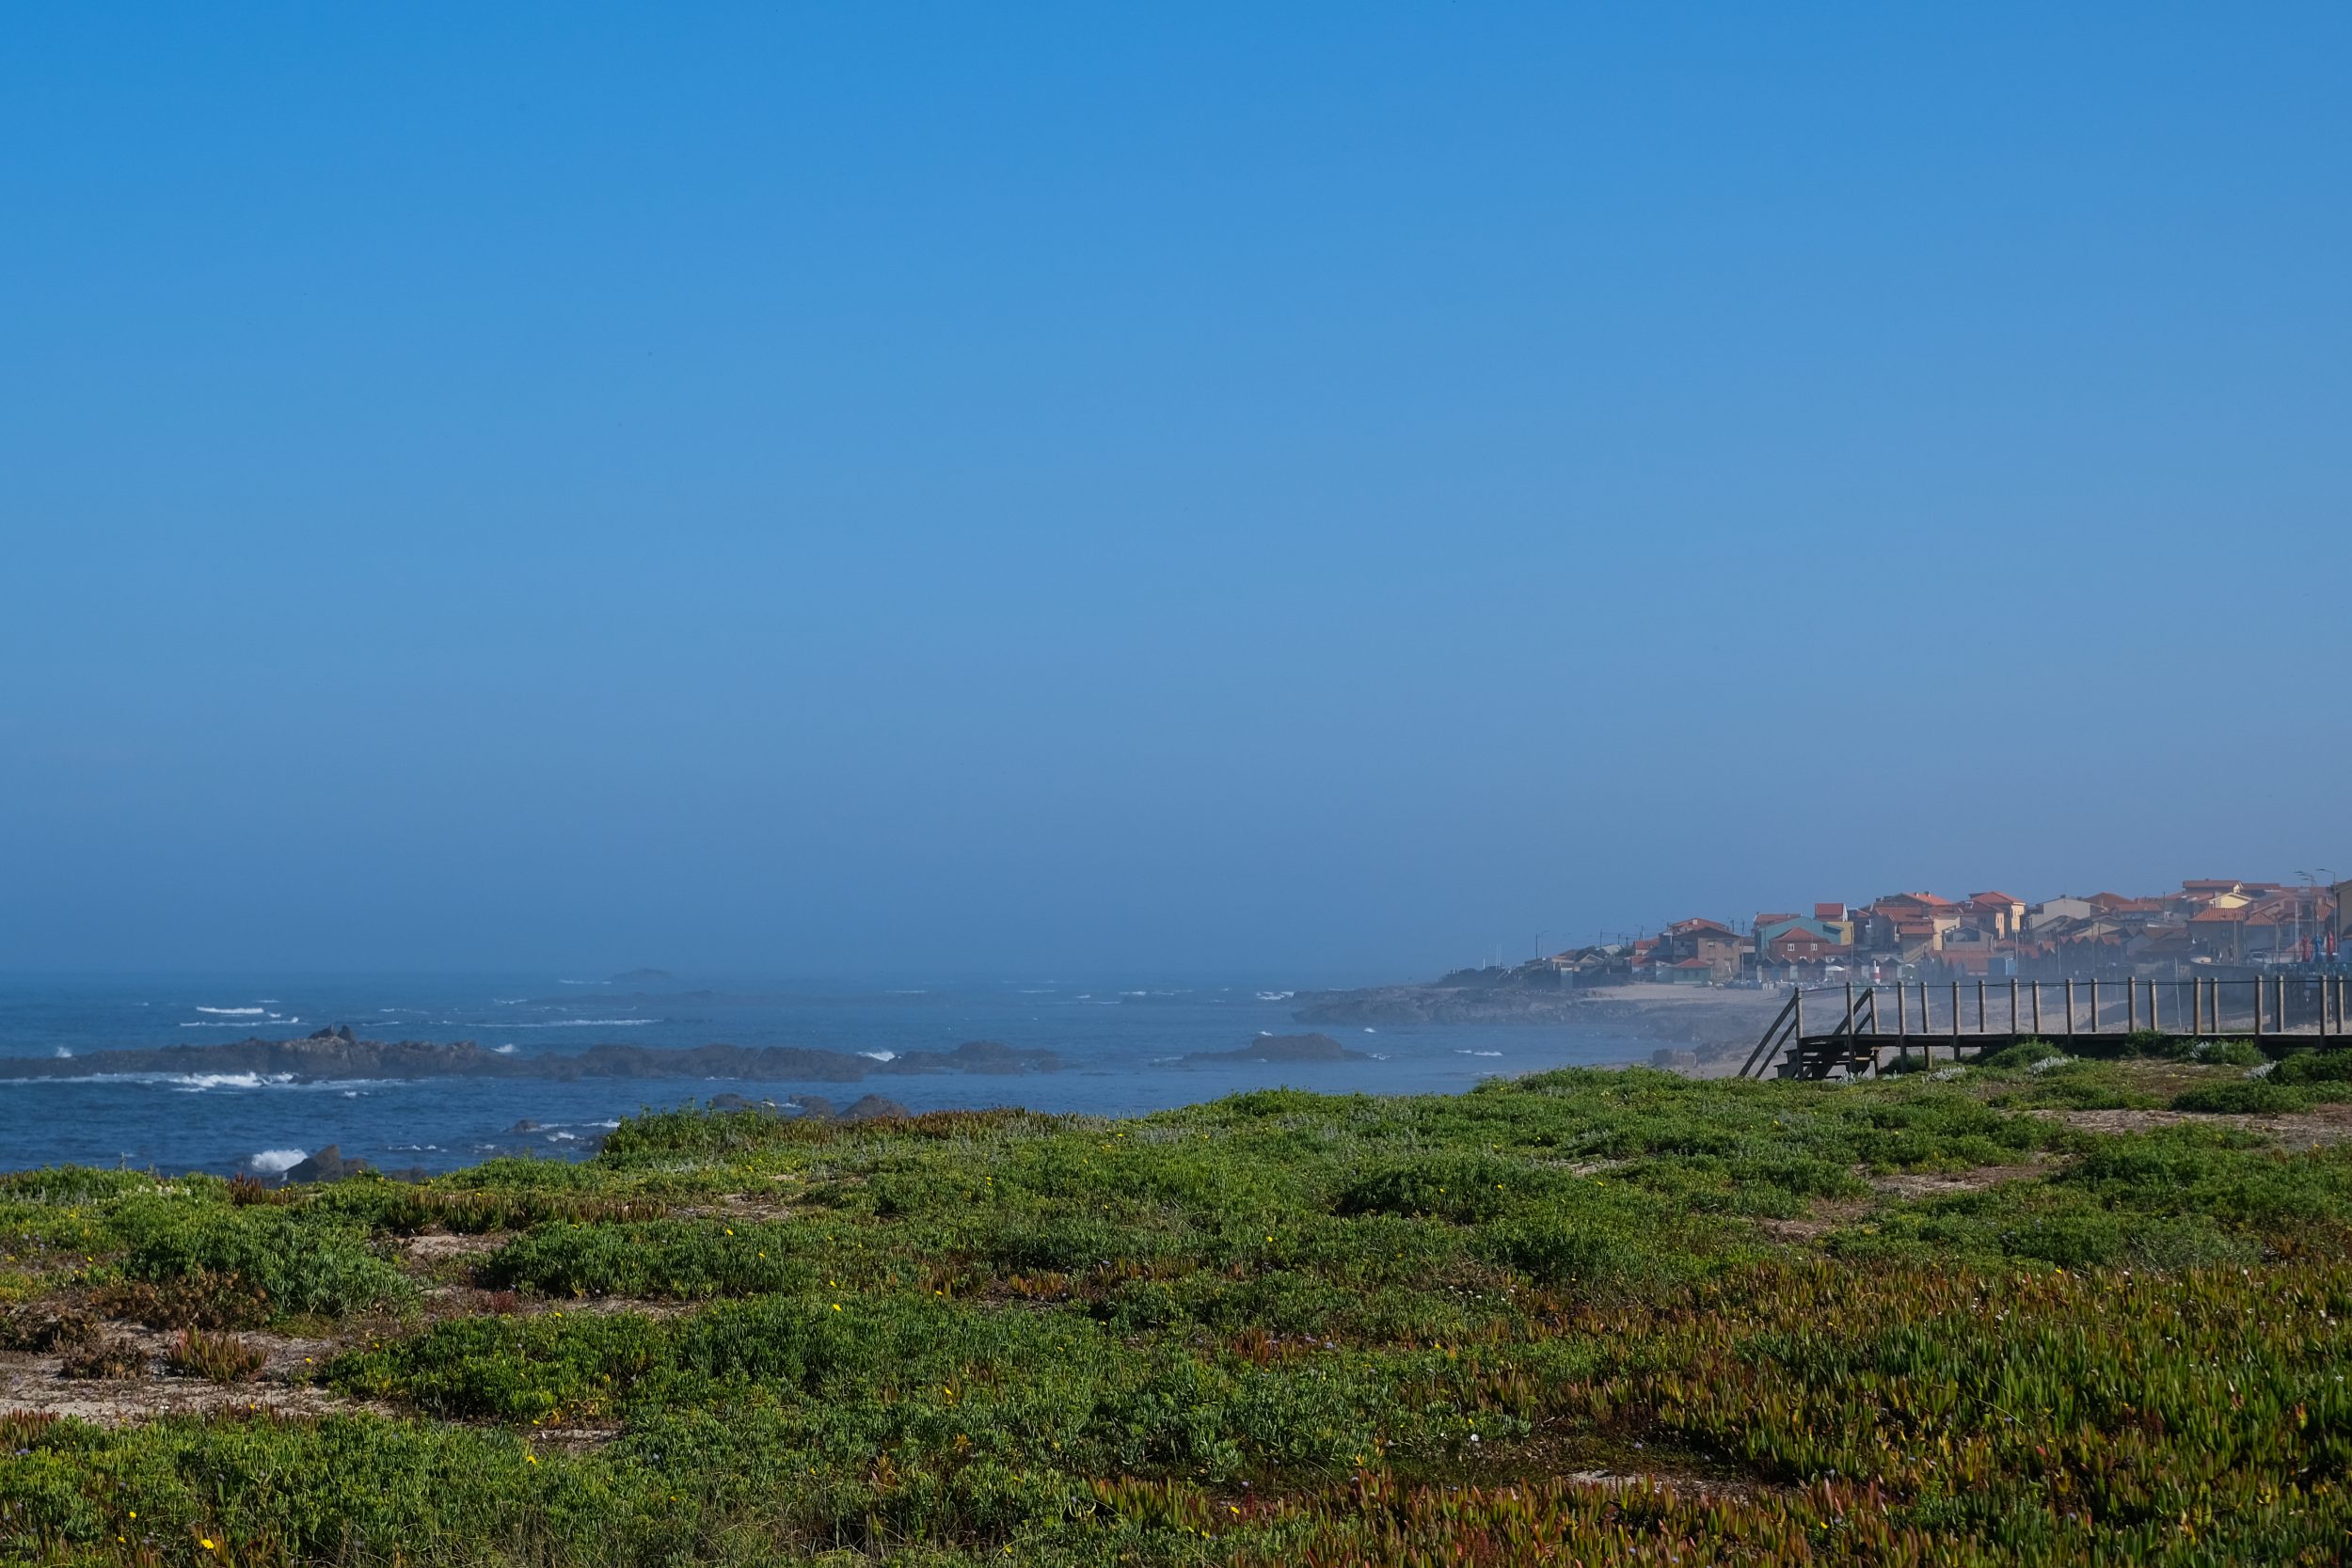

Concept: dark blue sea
[[0, 974, 1651, 1177]]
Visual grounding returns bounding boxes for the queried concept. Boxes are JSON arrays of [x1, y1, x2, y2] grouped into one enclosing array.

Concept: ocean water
[[0, 974, 1652, 1177]]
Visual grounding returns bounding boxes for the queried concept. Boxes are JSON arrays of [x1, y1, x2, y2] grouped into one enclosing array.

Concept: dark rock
[[508, 1119, 541, 1132], [1185, 1032, 1368, 1065], [874, 1039, 1065, 1075], [285, 1145, 370, 1184], [838, 1094, 912, 1122], [787, 1095, 836, 1120]]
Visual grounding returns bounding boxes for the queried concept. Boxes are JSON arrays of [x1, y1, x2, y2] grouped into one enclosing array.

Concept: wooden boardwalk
[[1739, 974, 2352, 1081]]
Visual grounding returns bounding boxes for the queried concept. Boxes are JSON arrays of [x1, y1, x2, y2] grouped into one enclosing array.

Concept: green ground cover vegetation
[[3, 1043, 2350, 1564]]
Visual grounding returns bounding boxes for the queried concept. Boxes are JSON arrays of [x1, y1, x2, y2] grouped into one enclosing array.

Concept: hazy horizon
[[6, 7, 2347, 977]]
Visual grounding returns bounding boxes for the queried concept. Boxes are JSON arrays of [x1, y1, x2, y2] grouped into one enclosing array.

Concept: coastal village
[[1545, 875, 2352, 988]]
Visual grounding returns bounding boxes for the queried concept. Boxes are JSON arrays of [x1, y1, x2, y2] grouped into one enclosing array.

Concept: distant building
[[1654, 918, 1742, 982]]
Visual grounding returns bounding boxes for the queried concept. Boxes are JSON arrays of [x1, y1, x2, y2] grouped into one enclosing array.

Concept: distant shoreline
[[1294, 979, 1782, 1057]]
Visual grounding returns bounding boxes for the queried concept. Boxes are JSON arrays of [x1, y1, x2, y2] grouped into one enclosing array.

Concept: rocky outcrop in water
[[1184, 1032, 1367, 1064], [0, 1035, 1063, 1084]]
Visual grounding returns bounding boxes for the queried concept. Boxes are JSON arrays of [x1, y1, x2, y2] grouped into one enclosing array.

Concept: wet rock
[[1185, 1033, 1367, 1064], [285, 1145, 370, 1184]]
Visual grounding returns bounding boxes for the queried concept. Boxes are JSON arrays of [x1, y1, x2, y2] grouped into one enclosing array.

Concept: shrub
[[109, 1200, 408, 1320], [166, 1327, 268, 1383], [226, 1174, 289, 1207], [2171, 1080, 2312, 1115], [482, 1221, 812, 1299], [330, 1311, 670, 1423], [0, 1307, 96, 1353], [2074, 1029, 2190, 1061], [2275, 1049, 2352, 1085], [97, 1269, 274, 1330], [1978, 1040, 2065, 1070], [59, 1338, 143, 1379], [1333, 1155, 1534, 1223]]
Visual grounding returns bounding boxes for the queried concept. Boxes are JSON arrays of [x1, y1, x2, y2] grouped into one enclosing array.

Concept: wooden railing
[[1739, 974, 2352, 1081]]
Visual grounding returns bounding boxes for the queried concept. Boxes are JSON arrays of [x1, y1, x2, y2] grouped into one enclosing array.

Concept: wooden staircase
[[1738, 987, 1881, 1081]]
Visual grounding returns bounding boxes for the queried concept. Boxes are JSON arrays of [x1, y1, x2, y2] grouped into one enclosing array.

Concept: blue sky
[[4, 5, 2347, 978]]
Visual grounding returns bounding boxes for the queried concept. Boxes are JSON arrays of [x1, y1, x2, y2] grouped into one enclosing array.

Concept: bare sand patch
[[2035, 1103, 2352, 1150]]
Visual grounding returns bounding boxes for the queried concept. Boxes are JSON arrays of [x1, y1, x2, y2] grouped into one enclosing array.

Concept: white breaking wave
[[1455, 1050, 1503, 1058], [557, 979, 609, 986], [493, 1043, 518, 1054], [53, 1047, 72, 1059], [196, 1006, 266, 1016], [26, 1071, 382, 1093], [859, 1051, 898, 1062], [175, 1072, 295, 1091], [1256, 990, 1295, 1002], [247, 1148, 307, 1174], [506, 1019, 655, 1028]]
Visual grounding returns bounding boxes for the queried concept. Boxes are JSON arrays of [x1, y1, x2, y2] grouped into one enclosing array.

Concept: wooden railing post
[[2065, 979, 2076, 1044], [2030, 981, 2042, 1037], [1951, 980, 1962, 1054], [1978, 978, 1987, 1033], [2127, 976, 2138, 1034], [2090, 978, 2100, 1035]]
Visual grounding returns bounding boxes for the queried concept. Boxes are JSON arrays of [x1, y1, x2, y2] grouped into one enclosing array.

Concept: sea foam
[[247, 1149, 307, 1174], [174, 1072, 296, 1091]]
